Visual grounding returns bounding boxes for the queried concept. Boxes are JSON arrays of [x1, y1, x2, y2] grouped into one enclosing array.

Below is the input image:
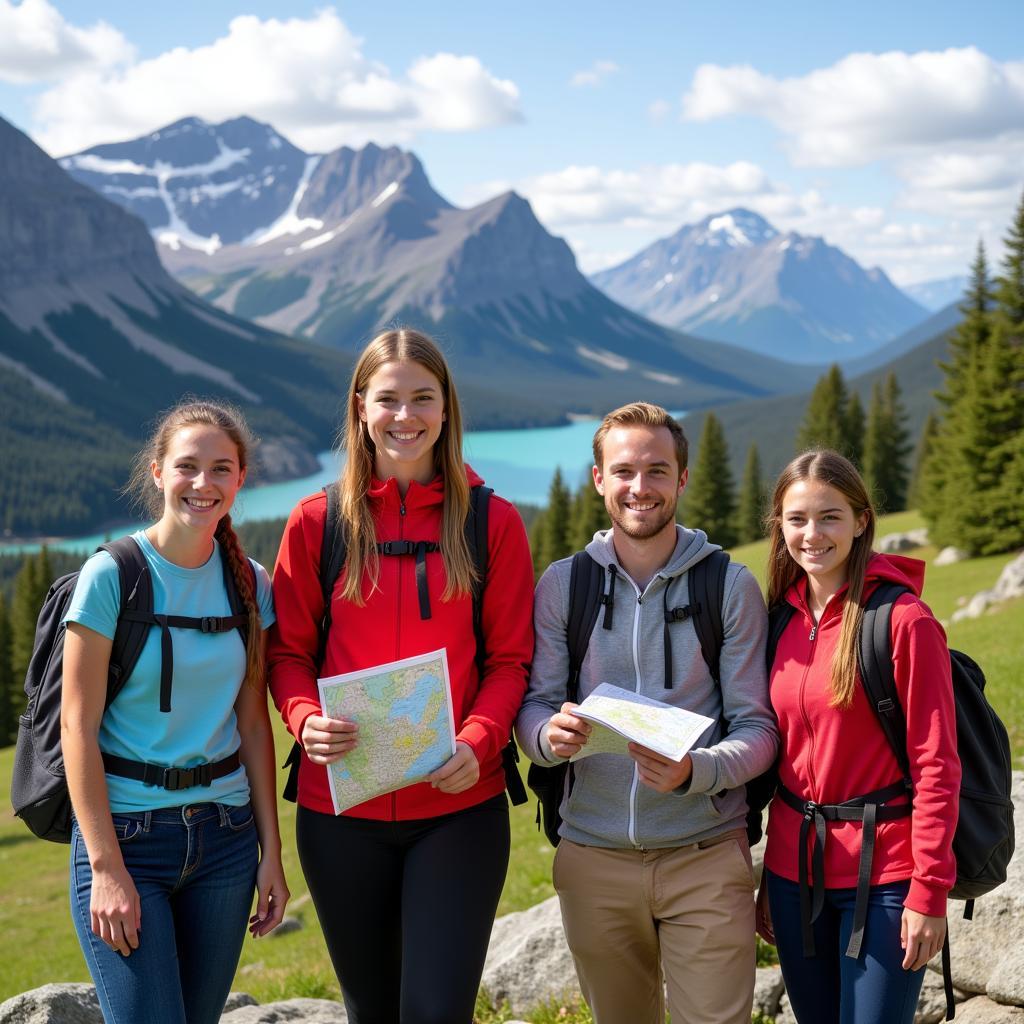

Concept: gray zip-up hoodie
[[516, 525, 778, 849]]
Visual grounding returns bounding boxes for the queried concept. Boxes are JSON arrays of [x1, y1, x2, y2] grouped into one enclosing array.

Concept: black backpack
[[11, 536, 253, 843], [280, 482, 528, 807], [762, 583, 1013, 1021], [526, 548, 732, 847]]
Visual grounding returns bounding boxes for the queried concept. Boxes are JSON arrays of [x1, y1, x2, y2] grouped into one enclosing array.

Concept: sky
[[1, 0, 1023, 286]]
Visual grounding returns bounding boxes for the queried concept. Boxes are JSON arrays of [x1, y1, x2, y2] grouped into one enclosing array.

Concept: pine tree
[[10, 552, 45, 688], [0, 595, 16, 746], [921, 201, 1024, 554], [863, 375, 911, 513], [570, 470, 609, 550], [539, 467, 572, 570], [844, 391, 866, 469], [684, 413, 737, 547], [907, 411, 939, 511], [734, 443, 767, 544], [796, 365, 849, 454]]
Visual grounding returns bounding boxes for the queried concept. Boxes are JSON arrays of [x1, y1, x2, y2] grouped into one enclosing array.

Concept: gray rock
[[224, 993, 260, 1012], [915, 970, 970, 1023], [0, 984, 102, 1024], [270, 915, 304, 937], [481, 895, 580, 1015], [935, 546, 971, 566], [949, 996, 1024, 1022], [753, 966, 785, 1016], [219, 997, 347, 1023], [988, 946, 1024, 1007], [950, 590, 996, 623], [993, 552, 1024, 602], [773, 992, 797, 1024], [878, 528, 930, 553]]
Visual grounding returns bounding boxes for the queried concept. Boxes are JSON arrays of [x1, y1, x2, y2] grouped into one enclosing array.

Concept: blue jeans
[[70, 802, 258, 1024], [766, 870, 925, 1024]]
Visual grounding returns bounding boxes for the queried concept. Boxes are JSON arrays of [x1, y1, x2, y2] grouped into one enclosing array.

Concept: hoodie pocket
[[704, 792, 725, 819]]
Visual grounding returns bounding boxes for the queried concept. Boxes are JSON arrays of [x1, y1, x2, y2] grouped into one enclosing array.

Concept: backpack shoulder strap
[[767, 602, 797, 671], [99, 536, 153, 708], [689, 549, 730, 684], [319, 482, 347, 610], [858, 581, 913, 780], [565, 551, 605, 704], [466, 484, 492, 676]]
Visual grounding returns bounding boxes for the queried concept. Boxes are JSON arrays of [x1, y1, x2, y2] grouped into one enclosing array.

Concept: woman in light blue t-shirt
[[62, 400, 289, 1024]]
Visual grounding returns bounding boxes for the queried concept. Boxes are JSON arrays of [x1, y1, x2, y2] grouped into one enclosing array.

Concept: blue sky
[[2, 0, 1022, 284]]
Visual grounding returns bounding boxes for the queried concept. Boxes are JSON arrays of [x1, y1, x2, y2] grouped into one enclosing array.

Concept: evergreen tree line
[[917, 193, 1024, 555]]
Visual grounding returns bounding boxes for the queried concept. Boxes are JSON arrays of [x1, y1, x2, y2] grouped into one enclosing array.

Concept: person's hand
[[249, 855, 290, 938], [901, 908, 946, 970], [755, 883, 775, 945], [546, 702, 591, 759], [427, 741, 480, 794], [629, 745, 692, 793], [91, 864, 141, 956], [300, 714, 358, 765]]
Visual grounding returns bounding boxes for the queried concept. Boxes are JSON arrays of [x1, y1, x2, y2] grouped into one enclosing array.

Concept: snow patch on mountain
[[372, 182, 399, 207], [577, 345, 629, 371], [246, 155, 323, 246]]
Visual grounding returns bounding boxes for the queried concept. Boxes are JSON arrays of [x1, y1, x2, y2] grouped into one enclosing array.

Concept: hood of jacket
[[584, 524, 722, 584], [785, 552, 926, 615]]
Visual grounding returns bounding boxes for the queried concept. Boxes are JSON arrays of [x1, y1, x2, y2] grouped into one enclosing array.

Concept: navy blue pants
[[70, 803, 258, 1024], [297, 794, 510, 1024], [766, 870, 926, 1024]]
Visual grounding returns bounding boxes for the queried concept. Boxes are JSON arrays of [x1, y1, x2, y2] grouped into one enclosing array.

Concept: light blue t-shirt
[[64, 531, 275, 812]]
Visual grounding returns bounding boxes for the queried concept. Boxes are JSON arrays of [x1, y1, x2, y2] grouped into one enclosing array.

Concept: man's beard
[[606, 497, 677, 540]]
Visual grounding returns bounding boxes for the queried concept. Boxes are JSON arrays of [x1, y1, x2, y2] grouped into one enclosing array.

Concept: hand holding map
[[317, 649, 456, 813], [569, 683, 715, 763]]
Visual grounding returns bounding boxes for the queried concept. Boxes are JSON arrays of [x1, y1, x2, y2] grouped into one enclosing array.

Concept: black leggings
[[296, 795, 510, 1024]]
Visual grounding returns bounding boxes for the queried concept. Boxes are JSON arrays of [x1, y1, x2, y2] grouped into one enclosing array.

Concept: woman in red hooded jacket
[[268, 327, 534, 1024], [755, 449, 960, 1024]]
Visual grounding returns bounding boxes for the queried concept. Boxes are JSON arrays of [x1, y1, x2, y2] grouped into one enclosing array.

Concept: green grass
[[0, 514, 1019, 1011]]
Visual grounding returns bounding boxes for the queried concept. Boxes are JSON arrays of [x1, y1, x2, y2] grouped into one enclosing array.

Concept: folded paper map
[[318, 649, 456, 814], [569, 682, 716, 763]]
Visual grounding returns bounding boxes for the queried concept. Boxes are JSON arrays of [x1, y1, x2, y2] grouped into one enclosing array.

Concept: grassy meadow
[[0, 510, 1020, 1016]]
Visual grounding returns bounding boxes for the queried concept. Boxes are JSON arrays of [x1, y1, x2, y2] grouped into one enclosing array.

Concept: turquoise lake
[[9, 416, 652, 555]]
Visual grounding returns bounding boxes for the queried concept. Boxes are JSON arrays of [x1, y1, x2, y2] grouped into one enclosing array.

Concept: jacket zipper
[[796, 591, 837, 802], [392, 502, 406, 823], [624, 574, 652, 849]]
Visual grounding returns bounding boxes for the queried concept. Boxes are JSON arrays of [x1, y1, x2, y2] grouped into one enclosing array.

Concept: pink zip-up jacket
[[763, 553, 961, 917]]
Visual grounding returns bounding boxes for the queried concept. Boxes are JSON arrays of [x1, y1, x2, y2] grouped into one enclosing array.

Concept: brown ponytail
[[215, 514, 265, 689]]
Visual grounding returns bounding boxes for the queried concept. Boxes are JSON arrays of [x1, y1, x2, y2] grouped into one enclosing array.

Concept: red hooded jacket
[[267, 466, 535, 819], [763, 554, 961, 917]]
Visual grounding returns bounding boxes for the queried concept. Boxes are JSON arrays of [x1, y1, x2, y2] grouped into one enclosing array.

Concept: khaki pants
[[553, 830, 756, 1024]]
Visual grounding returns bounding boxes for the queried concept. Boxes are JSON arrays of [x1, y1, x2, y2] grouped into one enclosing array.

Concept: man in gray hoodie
[[516, 402, 777, 1024]]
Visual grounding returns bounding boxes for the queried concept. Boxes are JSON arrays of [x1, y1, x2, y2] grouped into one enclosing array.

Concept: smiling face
[[594, 425, 686, 543], [781, 478, 868, 600], [357, 359, 446, 486], [152, 424, 245, 536]]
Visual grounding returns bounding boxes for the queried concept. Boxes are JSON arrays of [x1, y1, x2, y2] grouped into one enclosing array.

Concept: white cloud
[[460, 157, 1013, 283], [682, 47, 1024, 167], [29, 8, 522, 155], [0, 0, 133, 84], [570, 60, 619, 88]]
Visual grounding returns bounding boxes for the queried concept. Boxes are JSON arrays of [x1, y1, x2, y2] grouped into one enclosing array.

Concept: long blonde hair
[[127, 399, 264, 689], [765, 449, 875, 708], [338, 328, 474, 604]]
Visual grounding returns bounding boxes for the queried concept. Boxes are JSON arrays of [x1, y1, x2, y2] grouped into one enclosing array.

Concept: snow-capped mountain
[[60, 116, 311, 252], [63, 118, 821, 416], [591, 209, 929, 364], [0, 114, 362, 535]]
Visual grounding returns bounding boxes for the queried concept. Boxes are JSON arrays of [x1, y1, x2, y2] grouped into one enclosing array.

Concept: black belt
[[103, 751, 241, 791], [777, 779, 912, 959]]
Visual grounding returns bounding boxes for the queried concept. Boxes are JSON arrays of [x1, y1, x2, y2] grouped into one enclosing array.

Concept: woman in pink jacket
[[756, 449, 960, 1024]]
